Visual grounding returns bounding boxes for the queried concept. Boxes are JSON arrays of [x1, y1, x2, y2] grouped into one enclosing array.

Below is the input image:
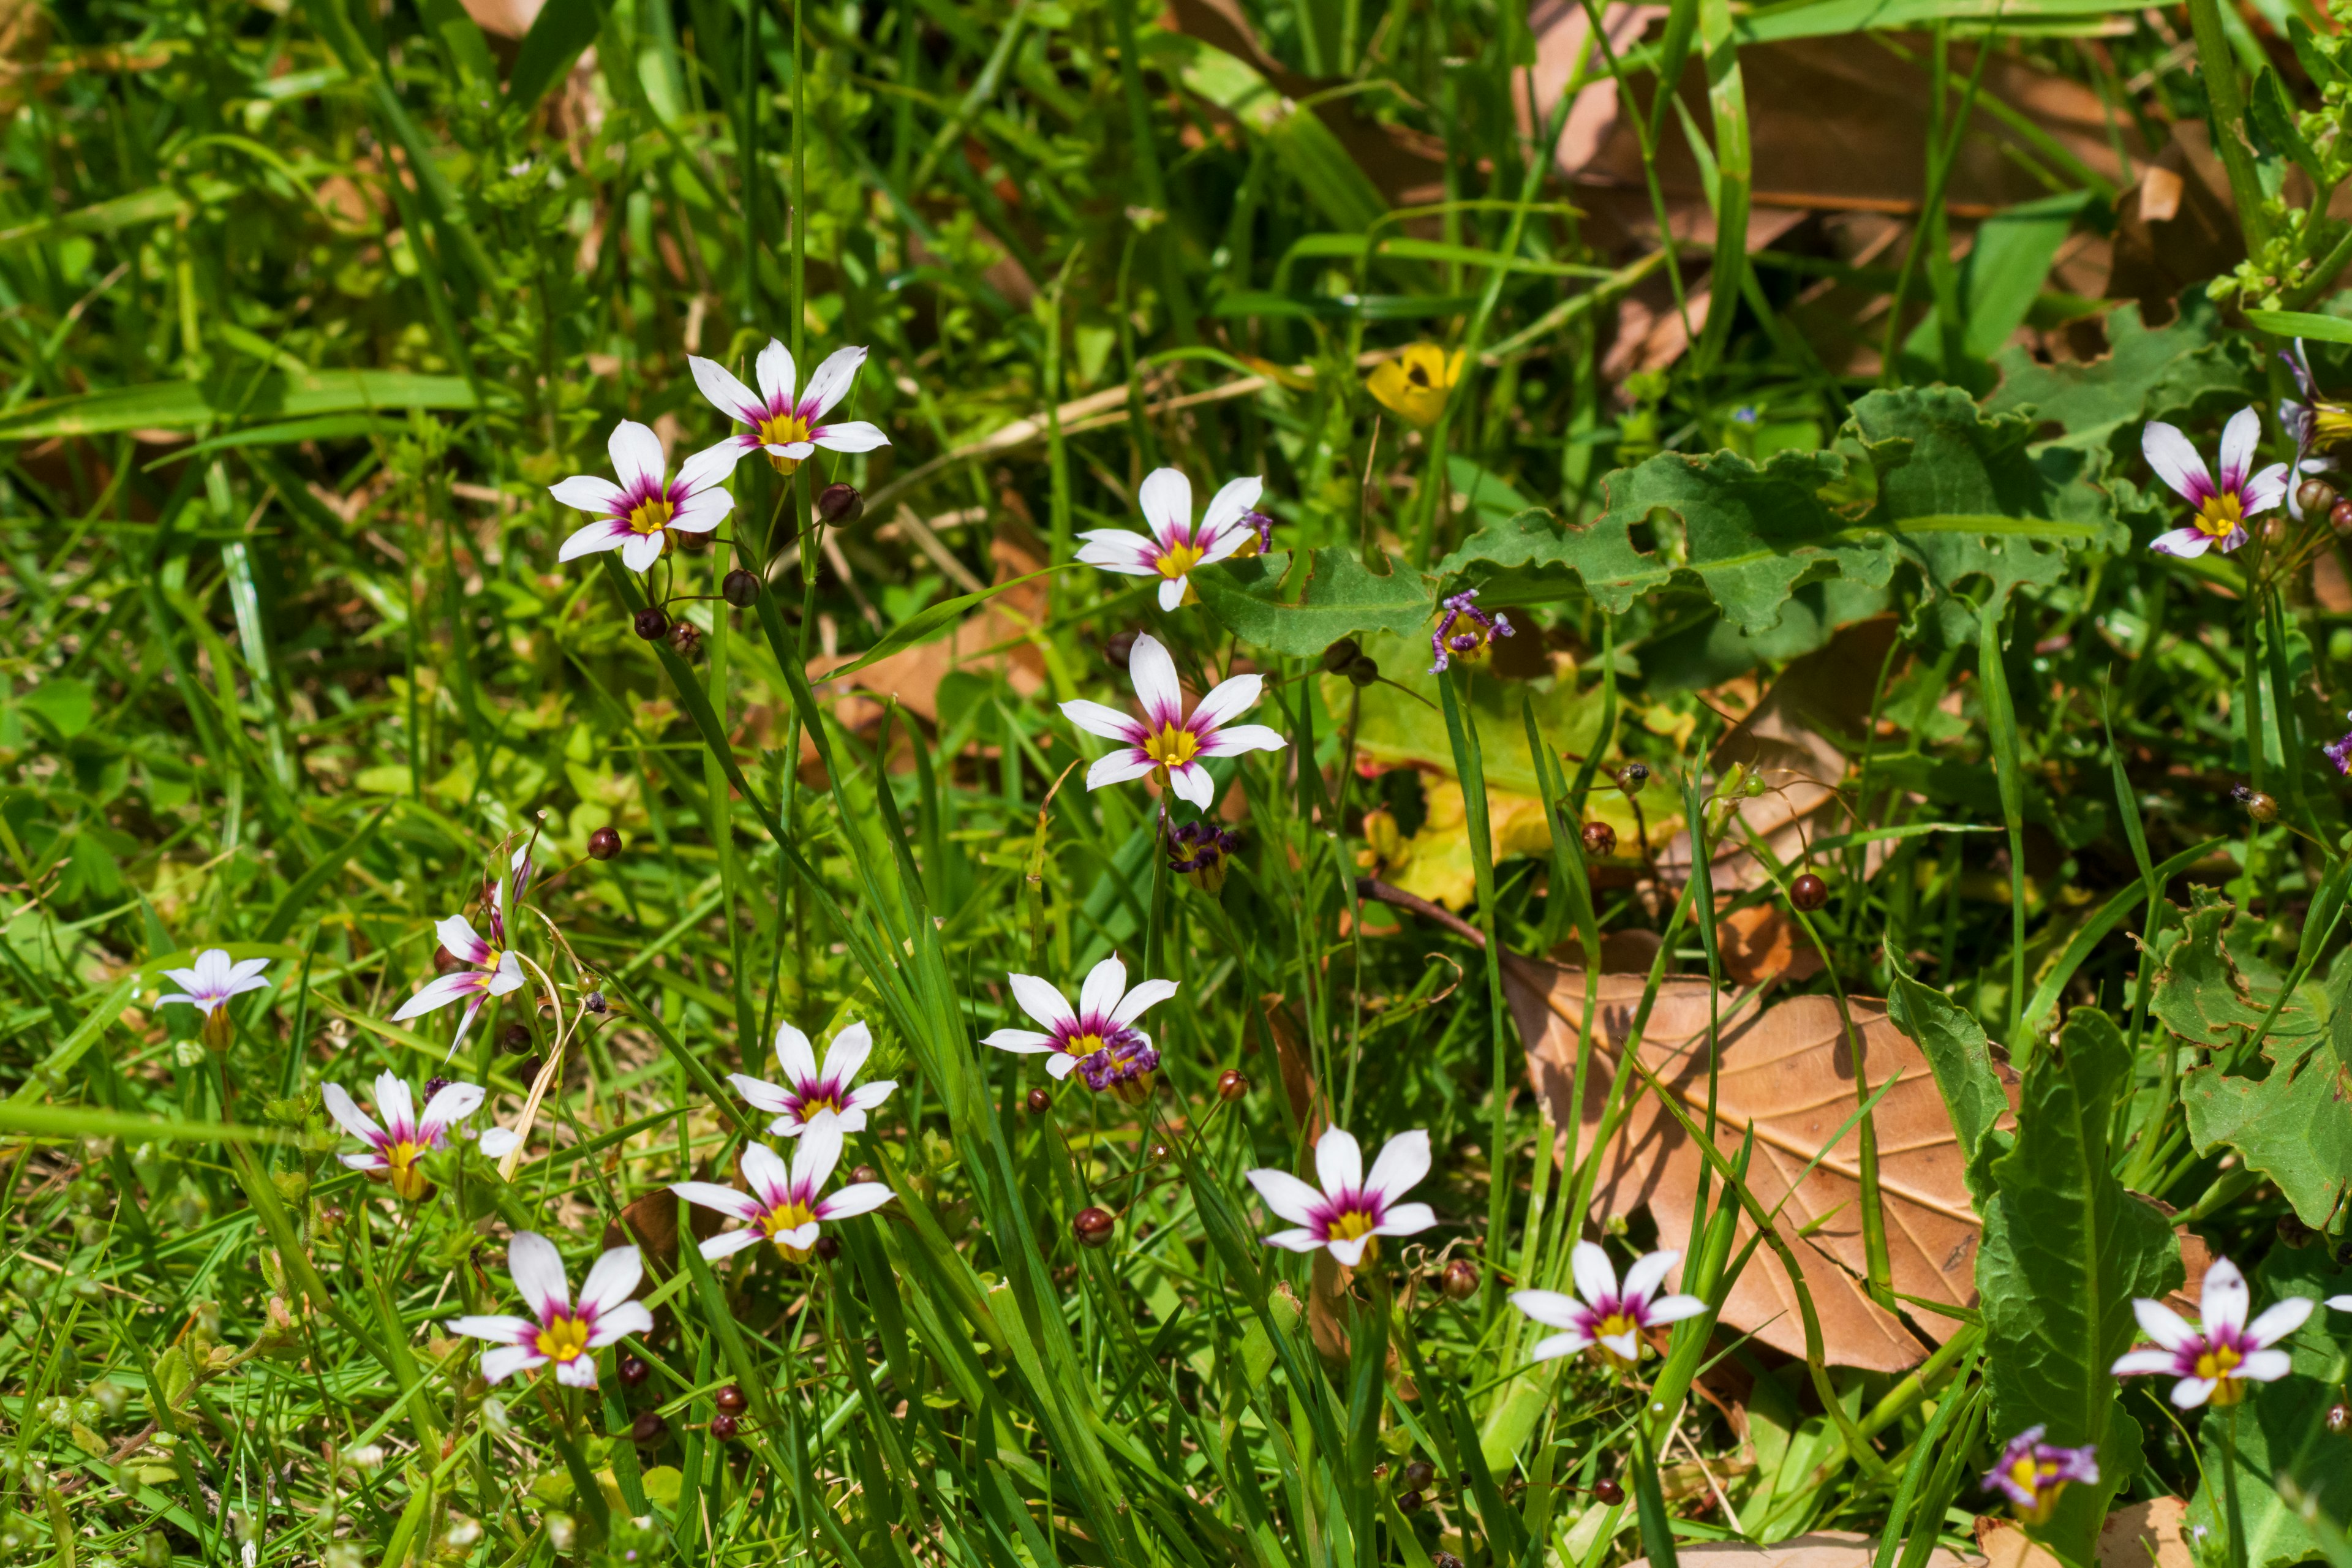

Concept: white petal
[[1110, 978, 1177, 1026], [420, 1080, 484, 1138], [608, 420, 667, 497], [321, 1082, 383, 1144], [755, 339, 797, 407], [619, 530, 665, 573], [690, 355, 766, 426], [2200, 1257, 2249, 1333], [1246, 1169, 1329, 1227], [821, 1022, 873, 1085], [741, 1142, 794, 1205], [435, 914, 491, 965], [1645, 1293, 1709, 1325], [1076, 532, 1159, 573], [1079, 956, 1128, 1024], [1060, 699, 1144, 744], [1597, 1329, 1644, 1363], [1157, 576, 1187, 613], [846, 1081, 896, 1110], [505, 1232, 571, 1321], [1374, 1202, 1436, 1235], [1006, 973, 1077, 1031], [773, 1023, 819, 1084], [1314, 1127, 1363, 1197], [672, 1181, 763, 1222], [549, 475, 627, 515], [556, 518, 633, 560], [2135, 1297, 2200, 1350], [1263, 1227, 1325, 1252], [1137, 467, 1194, 541], [2142, 421, 2212, 505], [2244, 463, 2290, 514], [478, 1344, 541, 1385], [1363, 1129, 1430, 1204], [791, 1120, 846, 1192], [676, 439, 741, 496], [1086, 752, 1158, 791], [1197, 723, 1288, 758], [816, 1182, 895, 1221], [2169, 1376, 2217, 1409], [1621, 1248, 1681, 1306], [478, 1128, 521, 1159], [771, 1220, 820, 1253], [2111, 1349, 2180, 1376], [1325, 1234, 1371, 1268], [2238, 1348, 2294, 1382], [810, 420, 891, 453], [2245, 1296, 2313, 1348], [587, 1300, 654, 1347], [486, 950, 524, 996], [1200, 475, 1262, 537], [667, 489, 731, 531], [2326, 1295, 2352, 1311], [554, 1354, 598, 1389], [375, 1073, 416, 1137], [1510, 1289, 1588, 1330], [982, 1029, 1057, 1054], [447, 1313, 533, 1344], [799, 346, 869, 421], [1127, 633, 1184, 725], [576, 1246, 644, 1317], [1528, 1330, 1594, 1362], [729, 1074, 796, 1114], [1045, 1052, 1080, 1080], [2217, 405, 2261, 492], [701, 1229, 766, 1259], [339, 1152, 387, 1174], [1572, 1241, 1619, 1308], [2148, 526, 2213, 559], [1191, 673, 1265, 732], [1167, 761, 1215, 811]]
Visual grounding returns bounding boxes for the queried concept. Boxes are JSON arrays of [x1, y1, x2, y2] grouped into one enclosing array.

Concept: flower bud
[[1322, 638, 1363, 674], [1398, 1490, 1425, 1514], [813, 1235, 842, 1261], [1401, 1460, 1435, 1491], [633, 606, 669, 641], [499, 1023, 533, 1055], [816, 483, 864, 526], [722, 568, 761, 608], [1790, 872, 1828, 911], [582, 991, 608, 1015], [1616, 761, 1650, 796], [588, 826, 622, 861], [2301, 477, 2340, 518], [666, 620, 703, 660], [708, 1412, 739, 1441], [1346, 655, 1381, 688], [852, 1166, 879, 1185], [1440, 1258, 1479, 1300], [714, 1384, 748, 1414], [2334, 498, 2352, 536], [1073, 1207, 1117, 1248], [2232, 783, 2279, 823], [1591, 1477, 1625, 1506], [1216, 1069, 1248, 1101], [1026, 1087, 1052, 1114], [1580, 821, 1616, 858], [630, 1411, 666, 1446], [619, 1355, 649, 1387]]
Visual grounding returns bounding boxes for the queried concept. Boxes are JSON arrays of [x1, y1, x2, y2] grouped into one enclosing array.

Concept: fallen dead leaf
[[1629, 1530, 1981, 1568], [1977, 1497, 2191, 1568], [1717, 902, 1825, 988]]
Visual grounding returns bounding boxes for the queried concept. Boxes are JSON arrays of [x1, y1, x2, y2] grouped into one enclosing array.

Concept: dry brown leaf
[[1629, 1531, 1980, 1568], [1506, 957, 2018, 1372], [1978, 1498, 2191, 1568], [1717, 903, 1825, 988]]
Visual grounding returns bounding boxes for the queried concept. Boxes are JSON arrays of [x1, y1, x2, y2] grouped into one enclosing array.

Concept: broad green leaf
[[2185, 1248, 2352, 1568], [1986, 295, 2246, 449], [1904, 192, 2091, 364], [21, 677, 96, 738], [1883, 954, 2014, 1200], [1191, 549, 1437, 657], [0, 368, 481, 440], [2154, 886, 2329, 1058], [1978, 1008, 2180, 1561], [1317, 635, 1610, 797], [1439, 454, 1885, 632]]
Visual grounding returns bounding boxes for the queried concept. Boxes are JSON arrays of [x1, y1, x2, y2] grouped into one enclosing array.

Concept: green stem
[[2183, 0, 2272, 254]]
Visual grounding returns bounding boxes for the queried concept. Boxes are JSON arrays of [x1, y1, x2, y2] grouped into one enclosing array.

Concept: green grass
[[9, 1, 2352, 1567]]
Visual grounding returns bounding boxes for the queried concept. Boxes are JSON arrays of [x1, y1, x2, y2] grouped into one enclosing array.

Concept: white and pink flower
[[729, 1019, 896, 1137], [981, 956, 1177, 1101], [688, 341, 889, 474], [671, 1120, 894, 1263], [551, 421, 734, 573], [323, 1071, 486, 1200], [447, 1233, 653, 1389], [156, 948, 272, 1049], [2111, 1255, 2310, 1408], [2143, 407, 2288, 559], [1060, 633, 1284, 812], [393, 844, 534, 1054], [1246, 1126, 1437, 1268], [1511, 1242, 1708, 1368], [1077, 468, 1265, 612]]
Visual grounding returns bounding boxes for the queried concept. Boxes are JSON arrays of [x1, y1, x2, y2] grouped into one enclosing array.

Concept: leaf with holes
[[1190, 549, 1438, 657]]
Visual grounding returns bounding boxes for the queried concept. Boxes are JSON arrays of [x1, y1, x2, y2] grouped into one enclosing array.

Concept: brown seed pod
[[1440, 1258, 1480, 1301], [1580, 821, 1616, 858], [1346, 655, 1381, 688], [630, 1410, 666, 1446], [709, 1412, 739, 1441], [666, 620, 703, 660], [1616, 761, 1650, 796], [633, 606, 669, 641], [499, 1023, 533, 1055], [1216, 1068, 1249, 1101], [1026, 1087, 1052, 1114], [1790, 871, 1829, 911], [2232, 783, 2279, 823], [2333, 497, 2352, 536], [2301, 477, 2341, 519], [1401, 1460, 1436, 1491], [852, 1166, 879, 1185], [587, 826, 622, 861], [722, 568, 760, 608], [713, 1384, 748, 1414], [1073, 1207, 1117, 1248], [1591, 1477, 1625, 1506], [1398, 1490, 1425, 1514], [619, 1355, 649, 1388], [1321, 638, 1363, 673], [816, 483, 865, 526]]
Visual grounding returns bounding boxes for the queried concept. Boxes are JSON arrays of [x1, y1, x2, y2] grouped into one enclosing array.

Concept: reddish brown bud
[[1073, 1207, 1117, 1248]]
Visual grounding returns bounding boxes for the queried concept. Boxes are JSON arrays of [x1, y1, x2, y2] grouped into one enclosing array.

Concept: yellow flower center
[[2195, 1342, 2244, 1384], [1067, 1033, 1107, 1057], [1329, 1210, 1376, 1242], [627, 498, 675, 537], [1144, 725, 1200, 770], [1589, 1311, 1645, 1368], [534, 1314, 591, 1364], [758, 1198, 821, 1262], [2193, 491, 2244, 540], [2316, 404, 2352, 444], [801, 1093, 843, 1117], [1156, 540, 1206, 581], [756, 412, 813, 449], [385, 1140, 432, 1201]]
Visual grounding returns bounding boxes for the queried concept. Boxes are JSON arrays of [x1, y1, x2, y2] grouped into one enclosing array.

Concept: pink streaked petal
[[2147, 526, 2213, 559], [1645, 1293, 1709, 1325], [434, 914, 492, 965], [1200, 474, 1263, 538], [2216, 405, 2261, 492], [1110, 978, 1177, 1027], [1571, 1241, 1619, 1307], [321, 1082, 384, 1144], [576, 1246, 644, 1317], [690, 355, 766, 428], [374, 1072, 417, 1138], [811, 421, 890, 453], [1190, 671, 1265, 729], [447, 995, 488, 1054], [2111, 1348, 2180, 1376], [2201, 1257, 2250, 1333], [553, 1354, 599, 1389], [1085, 751, 1158, 792], [755, 340, 797, 408], [549, 475, 627, 516], [1374, 1202, 1437, 1235], [1510, 1290, 1591, 1331], [1060, 700, 1145, 744], [1078, 956, 1128, 1025], [1126, 633, 1185, 725], [1621, 1248, 1681, 1306], [608, 420, 667, 499], [1166, 761, 1215, 812], [1246, 1168, 1328, 1228], [800, 345, 869, 422], [741, 1142, 794, 1206], [699, 1229, 767, 1260], [2133, 1298, 2199, 1351], [1138, 467, 1193, 541], [477, 1344, 541, 1385], [1263, 1227, 1324, 1252], [2141, 421, 2212, 507], [790, 1120, 846, 1193]]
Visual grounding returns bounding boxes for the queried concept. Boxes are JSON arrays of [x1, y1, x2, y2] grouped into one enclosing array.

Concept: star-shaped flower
[[392, 844, 535, 1054], [1246, 1126, 1438, 1268], [1060, 633, 1284, 812], [1981, 1426, 2100, 1526], [551, 421, 734, 573], [688, 341, 889, 475], [671, 1121, 895, 1264], [2111, 1255, 2311, 1407], [323, 1071, 486, 1201], [1510, 1242, 1708, 1368], [981, 956, 1177, 1101], [155, 948, 272, 1050], [447, 1234, 654, 1389], [729, 1019, 897, 1136], [1077, 468, 1264, 612], [2144, 407, 2288, 559]]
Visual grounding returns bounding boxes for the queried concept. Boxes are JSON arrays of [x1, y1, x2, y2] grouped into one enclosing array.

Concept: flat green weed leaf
[[2154, 886, 2328, 1057], [20, 678, 96, 739], [1438, 452, 1885, 632], [1984, 294, 2249, 450], [1978, 1008, 2180, 1559], [2185, 1248, 2352, 1568], [1191, 549, 1438, 657], [1883, 951, 2015, 1200]]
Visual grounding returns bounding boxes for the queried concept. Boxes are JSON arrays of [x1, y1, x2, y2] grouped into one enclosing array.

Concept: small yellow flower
[[1365, 344, 1463, 428]]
